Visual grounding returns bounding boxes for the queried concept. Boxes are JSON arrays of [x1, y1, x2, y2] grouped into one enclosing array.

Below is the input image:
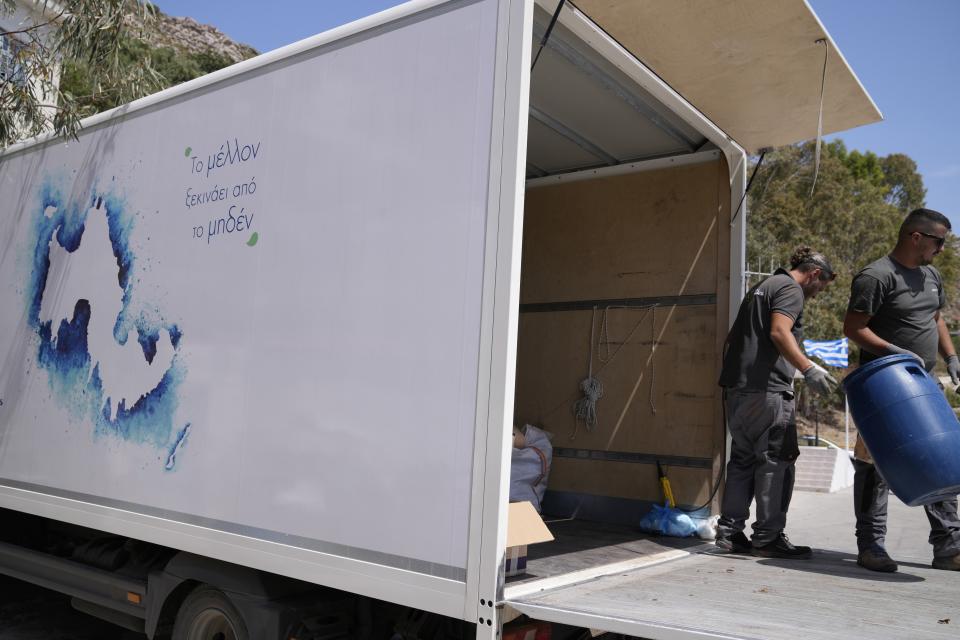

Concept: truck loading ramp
[[503, 489, 959, 640], [505, 546, 957, 640]]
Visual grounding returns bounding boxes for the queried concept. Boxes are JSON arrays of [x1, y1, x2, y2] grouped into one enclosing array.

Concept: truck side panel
[[0, 0, 500, 616]]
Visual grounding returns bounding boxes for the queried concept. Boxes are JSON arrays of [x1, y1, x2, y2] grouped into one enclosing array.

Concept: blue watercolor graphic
[[25, 176, 189, 467], [165, 423, 191, 471]]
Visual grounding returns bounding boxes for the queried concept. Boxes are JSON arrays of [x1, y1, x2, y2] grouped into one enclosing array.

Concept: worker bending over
[[715, 247, 838, 558]]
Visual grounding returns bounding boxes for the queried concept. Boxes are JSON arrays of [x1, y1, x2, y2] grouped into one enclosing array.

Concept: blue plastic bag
[[638, 503, 698, 538]]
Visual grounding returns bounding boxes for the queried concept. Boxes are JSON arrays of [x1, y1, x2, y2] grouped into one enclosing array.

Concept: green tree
[[0, 0, 163, 146], [58, 36, 235, 116], [746, 141, 958, 345], [881, 153, 927, 213]]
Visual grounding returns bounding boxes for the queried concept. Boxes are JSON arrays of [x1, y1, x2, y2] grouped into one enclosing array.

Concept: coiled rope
[[572, 307, 604, 431], [571, 305, 659, 439]]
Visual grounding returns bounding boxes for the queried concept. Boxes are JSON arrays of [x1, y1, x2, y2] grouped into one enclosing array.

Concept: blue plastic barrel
[[842, 354, 960, 506]]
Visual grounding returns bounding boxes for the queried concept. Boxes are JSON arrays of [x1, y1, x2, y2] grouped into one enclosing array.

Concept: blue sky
[[154, 0, 959, 227], [809, 0, 960, 227]]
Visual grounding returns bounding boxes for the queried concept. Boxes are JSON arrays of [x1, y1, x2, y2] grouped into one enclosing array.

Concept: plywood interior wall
[[515, 159, 731, 510]]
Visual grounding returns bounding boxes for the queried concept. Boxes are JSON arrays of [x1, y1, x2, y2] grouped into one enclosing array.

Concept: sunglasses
[[916, 231, 946, 248]]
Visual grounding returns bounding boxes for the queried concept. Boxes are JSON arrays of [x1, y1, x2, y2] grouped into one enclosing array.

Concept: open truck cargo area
[[0, 1, 913, 639]]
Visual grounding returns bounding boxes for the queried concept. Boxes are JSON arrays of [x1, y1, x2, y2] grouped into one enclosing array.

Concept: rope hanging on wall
[[572, 307, 604, 433], [598, 305, 659, 415], [648, 306, 658, 416], [571, 305, 659, 440]]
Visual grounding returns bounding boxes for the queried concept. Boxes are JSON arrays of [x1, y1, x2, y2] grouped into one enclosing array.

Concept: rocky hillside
[[126, 4, 259, 64], [58, 3, 259, 117]]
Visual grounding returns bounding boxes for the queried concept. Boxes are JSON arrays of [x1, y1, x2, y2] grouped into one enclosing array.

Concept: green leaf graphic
[[184, 146, 192, 157], [247, 232, 259, 247]]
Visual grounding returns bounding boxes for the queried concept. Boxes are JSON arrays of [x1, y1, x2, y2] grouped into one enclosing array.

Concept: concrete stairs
[[795, 445, 854, 493]]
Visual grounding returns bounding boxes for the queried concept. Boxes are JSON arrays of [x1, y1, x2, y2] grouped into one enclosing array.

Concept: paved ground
[[786, 484, 942, 565]]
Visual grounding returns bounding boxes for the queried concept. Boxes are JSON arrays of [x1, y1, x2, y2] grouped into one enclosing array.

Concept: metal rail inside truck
[[0, 1, 888, 639]]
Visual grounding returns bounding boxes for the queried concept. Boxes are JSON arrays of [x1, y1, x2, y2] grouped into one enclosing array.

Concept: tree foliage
[[1, 1, 237, 147], [747, 140, 959, 344], [0, 0, 165, 146], [881, 153, 926, 212], [59, 36, 235, 116]]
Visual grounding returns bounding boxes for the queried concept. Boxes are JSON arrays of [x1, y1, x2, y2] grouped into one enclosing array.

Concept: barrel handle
[[906, 365, 926, 377]]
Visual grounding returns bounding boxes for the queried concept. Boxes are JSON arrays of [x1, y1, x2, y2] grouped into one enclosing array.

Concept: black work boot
[[751, 533, 812, 559], [932, 553, 960, 571], [715, 531, 751, 553], [857, 545, 898, 573]]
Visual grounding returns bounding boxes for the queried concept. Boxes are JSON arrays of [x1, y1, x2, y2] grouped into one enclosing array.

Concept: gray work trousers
[[717, 389, 800, 546], [853, 459, 960, 558]]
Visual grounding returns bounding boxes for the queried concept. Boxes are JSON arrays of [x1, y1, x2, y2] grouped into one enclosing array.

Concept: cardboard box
[[505, 501, 554, 577]]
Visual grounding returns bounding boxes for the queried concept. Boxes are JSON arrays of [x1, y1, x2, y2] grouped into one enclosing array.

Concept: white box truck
[[0, 1, 902, 639]]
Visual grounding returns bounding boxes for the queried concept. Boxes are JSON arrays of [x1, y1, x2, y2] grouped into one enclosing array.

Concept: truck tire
[[172, 585, 249, 640]]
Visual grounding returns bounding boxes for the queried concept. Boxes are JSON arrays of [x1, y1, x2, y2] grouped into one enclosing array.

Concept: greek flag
[[803, 338, 849, 368]]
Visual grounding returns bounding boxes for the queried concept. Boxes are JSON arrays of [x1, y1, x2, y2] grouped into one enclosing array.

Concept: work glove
[[885, 343, 922, 364], [802, 362, 838, 397], [946, 354, 960, 387]]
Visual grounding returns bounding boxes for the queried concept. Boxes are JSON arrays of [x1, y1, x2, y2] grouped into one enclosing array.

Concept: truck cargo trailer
[[0, 1, 891, 638]]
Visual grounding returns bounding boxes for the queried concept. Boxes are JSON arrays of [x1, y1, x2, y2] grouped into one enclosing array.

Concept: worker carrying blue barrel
[[843, 207, 960, 573], [715, 247, 839, 558]]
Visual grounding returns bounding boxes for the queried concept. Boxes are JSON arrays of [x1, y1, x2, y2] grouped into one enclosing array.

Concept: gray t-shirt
[[848, 255, 945, 372], [719, 268, 805, 392]]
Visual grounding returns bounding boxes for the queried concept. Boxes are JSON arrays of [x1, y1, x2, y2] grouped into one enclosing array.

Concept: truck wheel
[[172, 585, 249, 640]]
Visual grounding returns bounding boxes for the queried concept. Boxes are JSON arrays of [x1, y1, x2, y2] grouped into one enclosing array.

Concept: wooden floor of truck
[[506, 518, 707, 588]]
